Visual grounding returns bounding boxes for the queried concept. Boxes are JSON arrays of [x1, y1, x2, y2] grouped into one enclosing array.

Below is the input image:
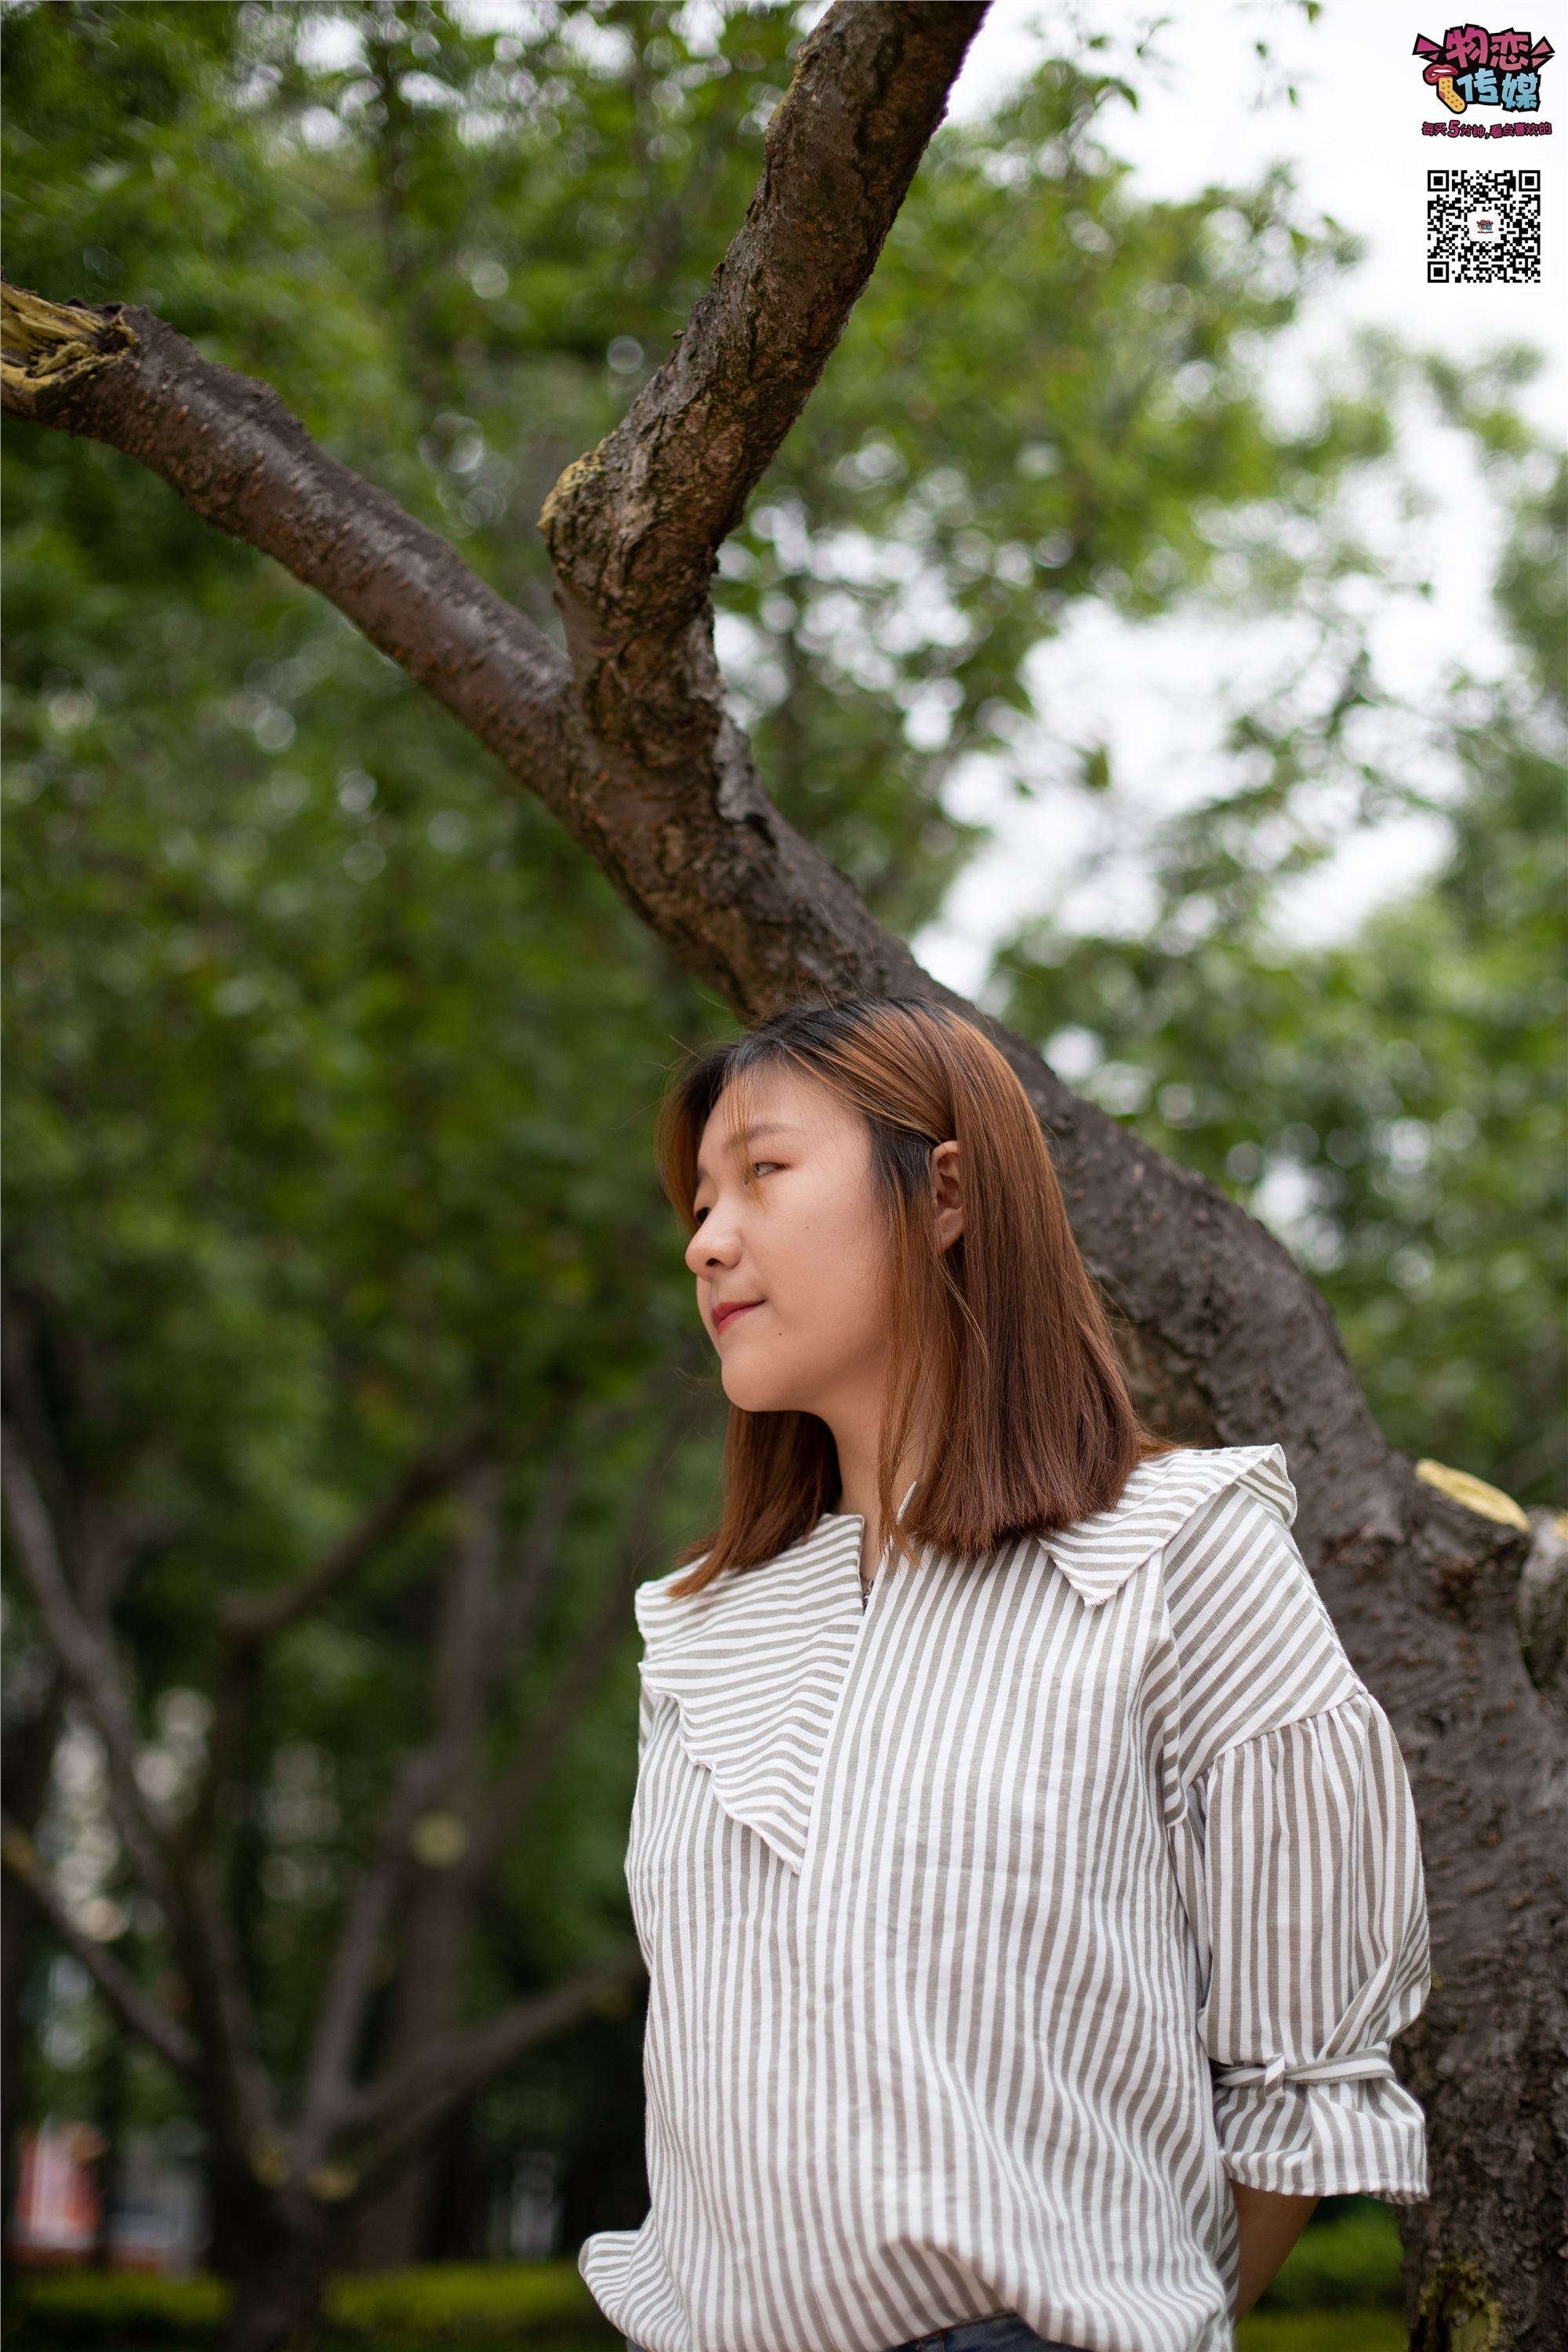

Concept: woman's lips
[[713, 1298, 764, 1334]]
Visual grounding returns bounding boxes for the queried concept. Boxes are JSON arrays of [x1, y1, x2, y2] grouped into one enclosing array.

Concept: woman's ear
[[931, 1138, 964, 1250]]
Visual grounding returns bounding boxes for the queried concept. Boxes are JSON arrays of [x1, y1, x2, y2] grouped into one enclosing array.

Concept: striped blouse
[[578, 1445, 1429, 2352]]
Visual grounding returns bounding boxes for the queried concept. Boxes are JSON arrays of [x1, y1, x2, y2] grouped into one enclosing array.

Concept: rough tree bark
[[3, 5, 1564, 2347]]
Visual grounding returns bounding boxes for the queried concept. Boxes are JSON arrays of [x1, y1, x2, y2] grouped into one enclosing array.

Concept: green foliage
[[2, 436, 709, 2054], [1260, 2200, 1403, 2309], [3, 8, 751, 2154], [718, 65, 1373, 930], [997, 456, 1567, 1501], [1, 0, 1383, 932]]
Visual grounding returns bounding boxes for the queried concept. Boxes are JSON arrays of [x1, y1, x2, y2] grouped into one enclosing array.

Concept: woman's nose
[[685, 1218, 739, 1274]]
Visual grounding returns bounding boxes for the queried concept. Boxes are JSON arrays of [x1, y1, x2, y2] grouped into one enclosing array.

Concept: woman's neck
[[829, 1410, 881, 1581], [829, 1403, 925, 1589]]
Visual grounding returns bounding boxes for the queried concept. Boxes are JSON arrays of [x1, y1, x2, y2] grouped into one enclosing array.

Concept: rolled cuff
[[1214, 2056, 1428, 2202]]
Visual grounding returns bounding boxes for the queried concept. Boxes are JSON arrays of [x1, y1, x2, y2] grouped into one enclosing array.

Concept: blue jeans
[[626, 2321, 1079, 2351]]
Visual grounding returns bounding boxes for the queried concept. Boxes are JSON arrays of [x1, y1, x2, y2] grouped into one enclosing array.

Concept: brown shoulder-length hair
[[657, 996, 1167, 1599]]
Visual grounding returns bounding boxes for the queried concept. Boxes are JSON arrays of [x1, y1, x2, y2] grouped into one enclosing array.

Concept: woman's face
[[685, 1066, 897, 1421]]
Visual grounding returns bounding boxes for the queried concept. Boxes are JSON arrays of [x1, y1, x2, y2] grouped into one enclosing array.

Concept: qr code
[[1428, 169, 1541, 282]]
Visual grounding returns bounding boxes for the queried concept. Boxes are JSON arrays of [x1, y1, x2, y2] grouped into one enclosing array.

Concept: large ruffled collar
[[635, 1513, 869, 1871], [634, 1444, 1297, 1871], [1040, 1443, 1296, 1607]]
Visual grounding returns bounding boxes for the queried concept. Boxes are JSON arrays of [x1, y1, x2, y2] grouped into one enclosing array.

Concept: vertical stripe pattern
[[580, 1446, 1429, 2352]]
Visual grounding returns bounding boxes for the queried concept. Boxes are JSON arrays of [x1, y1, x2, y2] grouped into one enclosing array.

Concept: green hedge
[[11, 2209, 1406, 2349], [8, 2259, 617, 2348], [331, 2262, 609, 2338]]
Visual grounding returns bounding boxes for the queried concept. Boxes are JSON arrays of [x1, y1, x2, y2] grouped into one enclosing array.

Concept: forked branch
[[220, 1418, 495, 1650], [465, 1385, 708, 1884], [338, 1943, 645, 2175], [1, 1815, 198, 2075], [1, 1422, 174, 1906], [539, 2, 989, 759]]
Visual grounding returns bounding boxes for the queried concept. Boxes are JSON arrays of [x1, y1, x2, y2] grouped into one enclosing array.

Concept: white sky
[[950, 0, 1566, 423], [913, 0, 1567, 993]]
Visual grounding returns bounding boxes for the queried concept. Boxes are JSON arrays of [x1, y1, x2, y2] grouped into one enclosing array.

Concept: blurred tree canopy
[[997, 449, 1567, 1504], [2, 0, 1561, 2294]]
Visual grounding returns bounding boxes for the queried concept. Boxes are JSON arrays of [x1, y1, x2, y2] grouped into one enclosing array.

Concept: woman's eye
[[751, 1160, 780, 1179], [692, 1203, 710, 1225]]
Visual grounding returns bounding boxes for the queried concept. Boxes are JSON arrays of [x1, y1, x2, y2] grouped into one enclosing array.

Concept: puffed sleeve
[[1163, 1482, 1431, 2202]]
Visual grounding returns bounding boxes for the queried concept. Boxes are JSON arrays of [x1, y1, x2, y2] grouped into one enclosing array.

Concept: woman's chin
[[718, 1366, 801, 1417]]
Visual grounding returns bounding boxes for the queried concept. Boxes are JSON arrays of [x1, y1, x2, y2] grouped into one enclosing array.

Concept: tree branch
[[1, 1424, 272, 2151], [295, 1729, 466, 2152], [427, 1458, 503, 1747], [539, 2, 989, 758], [465, 1389, 705, 1886], [0, 5, 984, 1017], [1, 1421, 174, 1907], [295, 1392, 692, 2156], [2, 1816, 198, 2077], [339, 1943, 644, 2179], [481, 1395, 657, 1700], [485, 1446, 581, 1688], [0, 280, 137, 419], [184, 1421, 493, 1875], [295, 1545, 515, 2154], [0, 281, 570, 802], [220, 1419, 495, 1650], [304, 1479, 506, 2203]]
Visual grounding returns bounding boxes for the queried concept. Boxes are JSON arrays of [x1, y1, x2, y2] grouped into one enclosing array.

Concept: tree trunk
[[0, 1681, 63, 2267], [222, 2223, 332, 2352], [4, 3, 1564, 2338], [343, 1865, 475, 2269], [343, 1468, 500, 2268]]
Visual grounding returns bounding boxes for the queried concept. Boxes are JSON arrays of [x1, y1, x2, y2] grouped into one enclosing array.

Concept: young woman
[[580, 996, 1429, 2352]]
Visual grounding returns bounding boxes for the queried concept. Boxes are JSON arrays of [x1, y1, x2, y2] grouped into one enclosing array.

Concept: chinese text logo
[[1414, 26, 1553, 114]]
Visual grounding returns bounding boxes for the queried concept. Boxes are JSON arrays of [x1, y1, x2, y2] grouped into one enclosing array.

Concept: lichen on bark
[[1414, 2256, 1507, 2352], [0, 280, 138, 419]]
